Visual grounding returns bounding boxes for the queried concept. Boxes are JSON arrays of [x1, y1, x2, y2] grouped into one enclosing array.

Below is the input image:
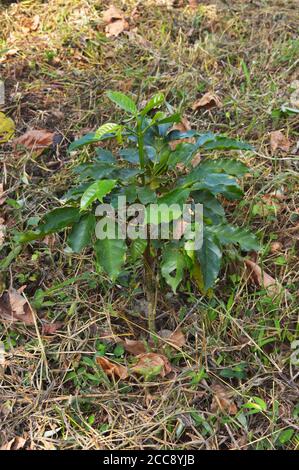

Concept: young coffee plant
[[18, 91, 259, 330]]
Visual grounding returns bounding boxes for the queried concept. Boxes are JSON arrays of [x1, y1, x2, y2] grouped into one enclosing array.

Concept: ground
[[0, 0, 298, 450]]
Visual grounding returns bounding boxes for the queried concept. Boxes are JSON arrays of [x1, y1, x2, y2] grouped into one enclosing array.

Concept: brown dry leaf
[[102, 5, 129, 38], [131, 352, 172, 378], [244, 259, 282, 297], [158, 328, 186, 348], [105, 19, 129, 38], [192, 92, 222, 111], [20, 14, 40, 33], [122, 338, 147, 355], [102, 5, 124, 23], [0, 287, 34, 325], [96, 356, 128, 380], [0, 183, 6, 205], [41, 322, 63, 336], [270, 242, 283, 254], [188, 0, 199, 7], [169, 116, 194, 150], [13, 129, 55, 156], [0, 436, 26, 450], [270, 130, 290, 153], [211, 384, 237, 415]]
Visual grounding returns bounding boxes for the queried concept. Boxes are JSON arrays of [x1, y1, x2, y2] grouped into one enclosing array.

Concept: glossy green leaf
[[197, 231, 222, 290], [192, 190, 226, 224], [119, 148, 139, 164], [67, 213, 96, 252], [80, 179, 117, 210], [39, 207, 80, 234], [195, 159, 249, 177], [190, 173, 243, 200], [142, 92, 165, 115], [210, 224, 259, 251], [73, 162, 116, 181], [94, 238, 127, 280], [130, 238, 147, 261], [161, 247, 186, 293], [203, 136, 253, 151], [106, 91, 137, 115], [68, 123, 120, 152], [137, 186, 157, 204]]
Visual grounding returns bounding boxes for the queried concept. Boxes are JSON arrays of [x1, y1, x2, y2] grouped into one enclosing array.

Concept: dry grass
[[0, 0, 298, 450]]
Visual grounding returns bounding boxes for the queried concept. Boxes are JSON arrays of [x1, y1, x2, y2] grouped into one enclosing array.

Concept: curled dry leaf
[[0, 287, 34, 325], [270, 130, 290, 153], [169, 116, 194, 151], [122, 338, 147, 355], [102, 5, 129, 38], [0, 436, 26, 450], [102, 5, 124, 23], [211, 384, 237, 415], [131, 352, 172, 378], [41, 321, 63, 336], [270, 241, 283, 254], [244, 259, 282, 297], [158, 328, 186, 348], [13, 129, 56, 156], [96, 356, 128, 380], [192, 92, 222, 111]]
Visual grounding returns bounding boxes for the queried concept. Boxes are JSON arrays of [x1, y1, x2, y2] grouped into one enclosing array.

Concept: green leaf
[[67, 213, 96, 252], [161, 247, 186, 293], [106, 91, 137, 115], [74, 162, 116, 181], [210, 224, 259, 251], [203, 136, 253, 151], [119, 148, 139, 164], [68, 123, 120, 152], [196, 159, 249, 177], [137, 186, 157, 204], [39, 207, 80, 234], [190, 173, 243, 200], [168, 142, 196, 167], [192, 190, 226, 224], [158, 187, 190, 206], [94, 238, 127, 280], [80, 179, 117, 210], [155, 113, 181, 125], [130, 238, 147, 261], [197, 231, 222, 290], [142, 92, 165, 115]]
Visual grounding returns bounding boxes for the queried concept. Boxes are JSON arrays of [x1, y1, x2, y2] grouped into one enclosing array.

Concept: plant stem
[[137, 118, 145, 184], [143, 237, 157, 332]]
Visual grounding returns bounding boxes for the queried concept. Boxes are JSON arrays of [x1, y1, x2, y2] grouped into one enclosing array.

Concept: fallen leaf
[[270, 130, 290, 153], [102, 5, 129, 38], [13, 129, 56, 156], [188, 0, 199, 7], [0, 112, 15, 144], [105, 19, 129, 37], [122, 338, 147, 355], [169, 116, 194, 150], [20, 14, 40, 33], [0, 287, 34, 325], [158, 328, 186, 348], [102, 5, 124, 23], [192, 92, 222, 111], [211, 384, 237, 415], [244, 259, 282, 296], [0, 436, 26, 450], [96, 356, 128, 379], [131, 352, 172, 378], [41, 322, 63, 335], [270, 242, 283, 254]]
